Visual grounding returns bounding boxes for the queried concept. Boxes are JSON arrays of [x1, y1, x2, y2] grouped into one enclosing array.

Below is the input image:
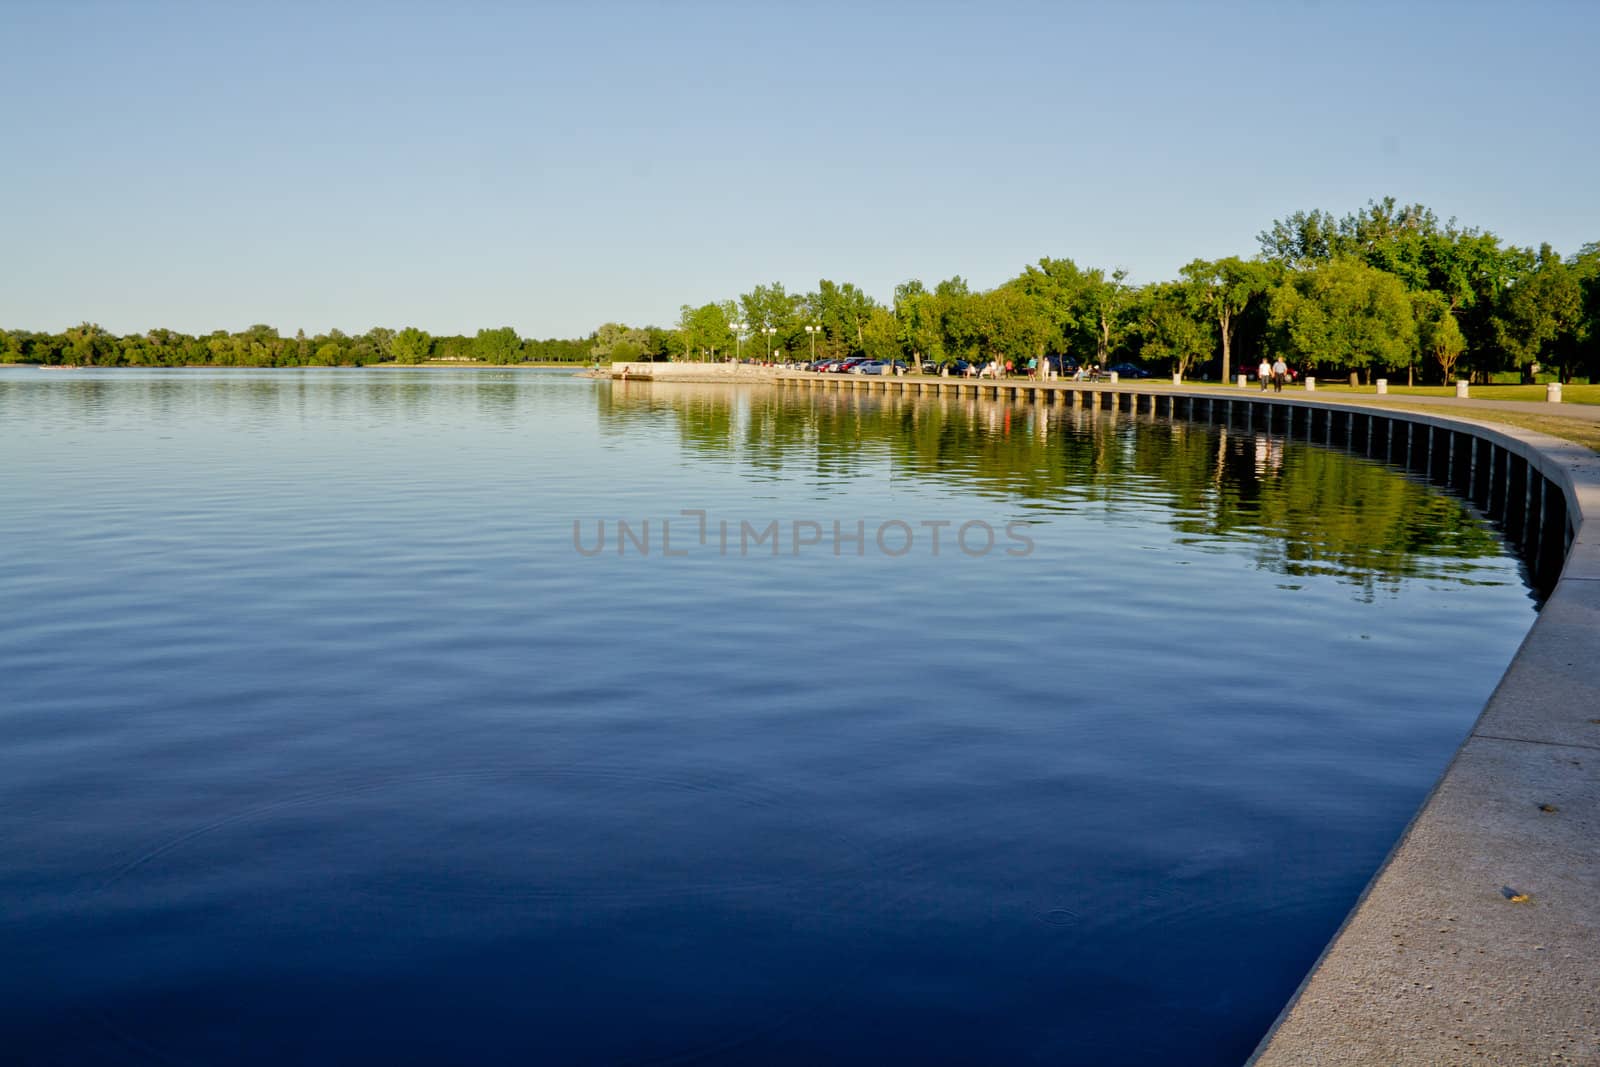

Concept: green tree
[[1411, 291, 1465, 384], [1003, 257, 1094, 358], [591, 322, 649, 362], [1132, 282, 1212, 378], [860, 306, 900, 362], [1269, 257, 1417, 381], [738, 282, 801, 352], [392, 327, 432, 364], [1, 330, 28, 363], [1257, 208, 1345, 266], [934, 276, 977, 360], [63, 322, 110, 366], [893, 279, 944, 370], [473, 326, 521, 364], [1493, 244, 1584, 382], [808, 279, 877, 355], [363, 327, 395, 362], [1575, 243, 1600, 380], [1085, 267, 1132, 367], [1180, 257, 1275, 383], [678, 302, 733, 361], [972, 287, 1052, 364]]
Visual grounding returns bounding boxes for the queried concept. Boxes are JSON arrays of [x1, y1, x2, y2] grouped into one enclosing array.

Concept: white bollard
[[1172, 373, 1182, 386], [1237, 374, 1247, 388], [1455, 380, 1469, 398], [1109, 371, 1119, 384], [1547, 382, 1563, 403], [1304, 377, 1316, 392], [1375, 379, 1388, 395]]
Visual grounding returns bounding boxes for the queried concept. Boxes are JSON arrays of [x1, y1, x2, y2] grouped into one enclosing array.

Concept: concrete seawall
[[619, 370, 1600, 1064], [609, 361, 780, 382]]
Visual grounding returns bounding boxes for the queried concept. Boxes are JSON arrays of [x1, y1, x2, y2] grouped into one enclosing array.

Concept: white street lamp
[[731, 321, 747, 363], [804, 324, 821, 363], [762, 326, 777, 362]]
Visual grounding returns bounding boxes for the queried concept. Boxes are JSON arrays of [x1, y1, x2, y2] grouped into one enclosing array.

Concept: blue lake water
[[0, 367, 1536, 1065]]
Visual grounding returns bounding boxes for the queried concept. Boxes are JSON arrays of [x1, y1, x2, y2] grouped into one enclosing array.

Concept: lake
[[0, 367, 1535, 1065]]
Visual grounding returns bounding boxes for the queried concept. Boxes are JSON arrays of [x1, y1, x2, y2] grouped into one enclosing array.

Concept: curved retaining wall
[[760, 373, 1599, 1064]]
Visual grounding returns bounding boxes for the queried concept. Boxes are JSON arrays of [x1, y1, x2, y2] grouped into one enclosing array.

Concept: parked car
[[1106, 362, 1151, 379]]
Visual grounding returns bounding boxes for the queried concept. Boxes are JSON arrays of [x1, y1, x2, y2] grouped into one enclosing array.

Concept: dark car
[[1106, 362, 1151, 379]]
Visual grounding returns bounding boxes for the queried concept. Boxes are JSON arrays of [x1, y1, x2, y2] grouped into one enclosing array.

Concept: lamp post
[[804, 324, 821, 364], [731, 322, 747, 363], [762, 326, 777, 363]]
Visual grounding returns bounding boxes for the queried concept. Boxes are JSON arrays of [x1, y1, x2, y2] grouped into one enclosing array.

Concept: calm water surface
[[0, 368, 1535, 1065]]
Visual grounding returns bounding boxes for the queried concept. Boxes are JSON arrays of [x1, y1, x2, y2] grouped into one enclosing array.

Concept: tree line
[[6, 197, 1596, 382], [0, 324, 592, 368], [654, 197, 1599, 384]]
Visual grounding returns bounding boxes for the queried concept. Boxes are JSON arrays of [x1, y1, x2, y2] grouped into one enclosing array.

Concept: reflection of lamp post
[[762, 326, 777, 362], [731, 321, 747, 362], [804, 324, 821, 363]]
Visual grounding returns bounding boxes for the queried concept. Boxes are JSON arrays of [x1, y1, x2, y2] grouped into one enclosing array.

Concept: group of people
[[965, 358, 1103, 381], [972, 358, 1027, 379], [1257, 356, 1290, 392]]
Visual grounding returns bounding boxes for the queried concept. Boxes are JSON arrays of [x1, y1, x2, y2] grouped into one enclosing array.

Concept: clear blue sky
[[3, 0, 1596, 339]]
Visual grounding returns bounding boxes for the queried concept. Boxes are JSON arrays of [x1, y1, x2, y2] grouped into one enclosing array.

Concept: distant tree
[[934, 276, 977, 360], [893, 280, 943, 370], [1002, 257, 1094, 358], [972, 287, 1052, 364], [392, 327, 432, 364], [678, 302, 732, 361], [860, 306, 900, 362], [63, 322, 110, 366], [809, 279, 877, 354], [363, 327, 395, 362], [473, 326, 521, 364], [590, 322, 648, 362]]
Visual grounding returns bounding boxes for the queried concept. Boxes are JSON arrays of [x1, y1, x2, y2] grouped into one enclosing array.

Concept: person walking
[[1258, 356, 1272, 392], [1271, 356, 1288, 393]]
